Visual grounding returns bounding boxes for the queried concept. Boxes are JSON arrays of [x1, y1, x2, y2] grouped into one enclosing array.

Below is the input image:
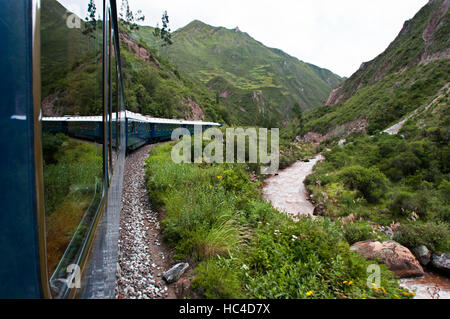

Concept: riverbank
[[144, 142, 410, 299], [263, 153, 450, 299]]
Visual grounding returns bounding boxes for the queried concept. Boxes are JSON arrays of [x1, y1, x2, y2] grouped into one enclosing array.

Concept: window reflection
[[41, 0, 104, 298]]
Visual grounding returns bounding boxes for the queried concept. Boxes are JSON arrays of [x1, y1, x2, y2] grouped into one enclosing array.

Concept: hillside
[[134, 20, 343, 126], [299, 0, 449, 270], [326, 0, 449, 107], [118, 30, 231, 122], [304, 0, 449, 137], [40, 0, 231, 123]]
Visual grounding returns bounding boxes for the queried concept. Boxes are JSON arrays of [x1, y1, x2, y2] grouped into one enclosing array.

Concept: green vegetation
[[43, 133, 102, 215], [304, 59, 450, 136], [119, 31, 231, 122], [394, 222, 450, 253], [326, 0, 449, 106], [304, 125, 450, 253], [43, 133, 103, 274], [134, 20, 343, 126], [41, 0, 104, 115], [145, 142, 412, 299]]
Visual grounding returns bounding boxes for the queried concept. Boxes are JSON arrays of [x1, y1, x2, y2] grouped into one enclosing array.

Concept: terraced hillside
[[134, 20, 343, 126]]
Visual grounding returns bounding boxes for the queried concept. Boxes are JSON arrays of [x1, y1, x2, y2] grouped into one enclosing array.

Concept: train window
[[40, 0, 105, 298]]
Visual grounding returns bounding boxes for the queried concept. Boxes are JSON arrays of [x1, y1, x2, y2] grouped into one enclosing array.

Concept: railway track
[[115, 145, 176, 299]]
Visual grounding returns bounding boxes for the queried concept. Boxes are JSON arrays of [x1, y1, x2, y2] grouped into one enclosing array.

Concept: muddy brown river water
[[262, 155, 450, 299], [262, 155, 324, 218]]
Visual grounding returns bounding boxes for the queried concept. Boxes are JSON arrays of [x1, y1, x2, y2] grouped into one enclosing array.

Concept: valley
[[41, 0, 449, 300], [135, 0, 449, 299]]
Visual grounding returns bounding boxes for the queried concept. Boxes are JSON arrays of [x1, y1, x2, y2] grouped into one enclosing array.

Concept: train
[[0, 0, 220, 299], [42, 111, 220, 151]]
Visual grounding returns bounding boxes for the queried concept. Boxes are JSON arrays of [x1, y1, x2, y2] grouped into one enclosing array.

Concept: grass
[[145, 140, 412, 299], [43, 133, 103, 275], [45, 197, 91, 275]]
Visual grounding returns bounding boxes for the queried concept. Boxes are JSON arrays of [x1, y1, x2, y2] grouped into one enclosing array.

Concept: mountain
[[327, 0, 449, 107], [304, 0, 449, 137], [40, 0, 228, 122], [41, 0, 93, 98], [134, 20, 343, 126]]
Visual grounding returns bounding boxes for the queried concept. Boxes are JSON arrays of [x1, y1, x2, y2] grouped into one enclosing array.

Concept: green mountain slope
[[134, 20, 343, 125], [305, 0, 449, 137], [326, 0, 450, 106], [300, 1, 449, 258], [40, 0, 231, 122], [118, 30, 231, 122]]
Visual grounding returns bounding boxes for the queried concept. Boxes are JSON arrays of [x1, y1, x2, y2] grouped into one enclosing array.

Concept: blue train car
[[67, 117, 103, 144], [42, 119, 68, 135]]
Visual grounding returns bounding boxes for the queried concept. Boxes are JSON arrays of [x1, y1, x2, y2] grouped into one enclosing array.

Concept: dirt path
[[115, 144, 177, 299]]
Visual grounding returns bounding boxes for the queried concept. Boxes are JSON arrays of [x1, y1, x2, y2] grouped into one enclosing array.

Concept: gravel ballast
[[115, 145, 176, 299]]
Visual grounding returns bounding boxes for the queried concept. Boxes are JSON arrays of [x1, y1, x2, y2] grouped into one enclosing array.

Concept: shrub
[[343, 222, 377, 245], [42, 133, 68, 164], [304, 173, 333, 187], [339, 166, 388, 203], [393, 222, 450, 253], [388, 191, 418, 218], [192, 257, 244, 299]]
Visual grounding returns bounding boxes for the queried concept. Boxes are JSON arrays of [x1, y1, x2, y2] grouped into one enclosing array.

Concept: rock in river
[[431, 253, 450, 276], [350, 241, 424, 278], [412, 245, 432, 266]]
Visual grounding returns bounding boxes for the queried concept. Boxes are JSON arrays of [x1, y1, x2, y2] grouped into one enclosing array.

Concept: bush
[[339, 166, 388, 203], [388, 191, 418, 218], [393, 222, 450, 253], [42, 133, 68, 164], [343, 222, 377, 245], [192, 257, 244, 299]]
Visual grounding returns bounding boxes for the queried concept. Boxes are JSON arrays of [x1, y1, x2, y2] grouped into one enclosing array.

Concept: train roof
[[42, 111, 221, 127], [127, 111, 221, 126]]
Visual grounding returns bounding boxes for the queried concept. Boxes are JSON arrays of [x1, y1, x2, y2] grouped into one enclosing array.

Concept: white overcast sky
[[59, 0, 428, 77]]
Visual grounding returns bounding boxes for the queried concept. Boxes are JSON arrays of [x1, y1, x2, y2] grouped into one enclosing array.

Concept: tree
[[153, 11, 173, 57], [83, 0, 97, 47], [160, 11, 173, 47], [119, 0, 145, 31]]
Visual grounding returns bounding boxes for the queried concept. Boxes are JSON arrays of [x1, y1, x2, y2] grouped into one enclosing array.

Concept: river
[[262, 155, 450, 299], [262, 154, 323, 218]]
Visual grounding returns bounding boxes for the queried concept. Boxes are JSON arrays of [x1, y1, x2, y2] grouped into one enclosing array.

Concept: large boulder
[[431, 253, 450, 275], [350, 240, 424, 278], [412, 245, 432, 266]]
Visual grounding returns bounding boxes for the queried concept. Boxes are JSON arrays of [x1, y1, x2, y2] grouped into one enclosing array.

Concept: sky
[[59, 0, 429, 77]]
